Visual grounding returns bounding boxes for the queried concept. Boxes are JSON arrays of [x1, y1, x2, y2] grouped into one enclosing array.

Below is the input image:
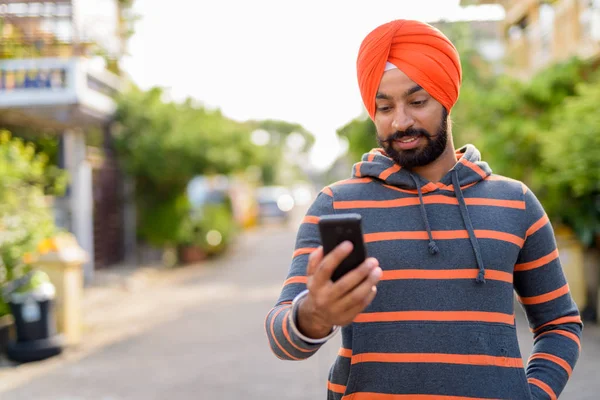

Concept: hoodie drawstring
[[452, 170, 486, 283], [410, 173, 439, 255]]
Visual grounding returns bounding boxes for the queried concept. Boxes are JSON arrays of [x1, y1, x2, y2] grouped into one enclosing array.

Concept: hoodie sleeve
[[513, 186, 583, 400], [265, 188, 335, 360]]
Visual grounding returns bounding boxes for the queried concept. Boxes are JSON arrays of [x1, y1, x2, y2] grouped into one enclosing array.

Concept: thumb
[[306, 247, 323, 277]]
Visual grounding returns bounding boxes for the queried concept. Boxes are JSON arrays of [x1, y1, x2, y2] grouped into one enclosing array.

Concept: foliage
[[540, 78, 600, 247], [332, 22, 600, 248], [190, 202, 237, 255], [114, 87, 314, 250], [115, 88, 262, 194], [2, 125, 67, 195], [246, 119, 316, 185], [136, 192, 193, 248], [0, 131, 63, 316], [336, 115, 377, 163]]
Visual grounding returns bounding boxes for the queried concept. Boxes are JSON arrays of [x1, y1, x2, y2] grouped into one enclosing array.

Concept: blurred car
[[256, 186, 295, 223], [186, 176, 236, 258]]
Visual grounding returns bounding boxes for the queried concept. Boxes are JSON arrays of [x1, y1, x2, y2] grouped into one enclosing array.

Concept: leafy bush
[[190, 202, 237, 256], [0, 131, 65, 316]]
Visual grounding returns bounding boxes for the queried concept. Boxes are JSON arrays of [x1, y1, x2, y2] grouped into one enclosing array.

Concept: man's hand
[[297, 241, 381, 339]]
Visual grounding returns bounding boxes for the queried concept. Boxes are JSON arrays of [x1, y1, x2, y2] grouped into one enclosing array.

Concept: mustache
[[383, 128, 436, 144]]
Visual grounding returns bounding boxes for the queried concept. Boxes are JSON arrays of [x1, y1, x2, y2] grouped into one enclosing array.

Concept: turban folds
[[356, 19, 462, 119]]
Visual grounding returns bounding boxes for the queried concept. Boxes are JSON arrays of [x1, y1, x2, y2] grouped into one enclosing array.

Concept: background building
[[463, 0, 600, 78], [0, 0, 134, 283]]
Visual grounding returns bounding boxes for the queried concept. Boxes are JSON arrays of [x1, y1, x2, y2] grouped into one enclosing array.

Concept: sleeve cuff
[[288, 289, 340, 345]]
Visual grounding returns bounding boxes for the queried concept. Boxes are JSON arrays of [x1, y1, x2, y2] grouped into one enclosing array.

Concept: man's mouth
[[392, 134, 422, 150], [397, 135, 419, 143]]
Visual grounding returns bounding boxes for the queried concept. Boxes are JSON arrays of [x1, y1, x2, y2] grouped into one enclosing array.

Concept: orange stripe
[[379, 164, 401, 180], [474, 230, 525, 247], [283, 276, 307, 286], [354, 162, 363, 178], [331, 178, 372, 186], [302, 215, 320, 224], [335, 198, 421, 209], [532, 316, 582, 333], [281, 309, 318, 354], [435, 181, 479, 192], [519, 283, 570, 305], [382, 183, 420, 195], [327, 381, 346, 394], [367, 153, 376, 161], [485, 174, 520, 183], [269, 305, 300, 360], [338, 347, 352, 358], [465, 197, 525, 209], [351, 352, 523, 368], [528, 378, 557, 400], [515, 249, 559, 272], [534, 329, 581, 350], [321, 187, 333, 197], [529, 353, 572, 376], [342, 394, 495, 400], [334, 196, 525, 210], [380, 269, 513, 283], [461, 159, 488, 179], [364, 230, 524, 247], [292, 247, 315, 258], [422, 182, 438, 193], [485, 175, 507, 181], [526, 214, 550, 237], [354, 310, 514, 325]]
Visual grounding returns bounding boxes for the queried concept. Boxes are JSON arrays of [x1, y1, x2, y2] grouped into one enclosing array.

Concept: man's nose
[[391, 107, 414, 132]]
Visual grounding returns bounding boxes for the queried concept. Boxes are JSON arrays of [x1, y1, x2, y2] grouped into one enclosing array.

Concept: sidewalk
[[0, 255, 224, 392]]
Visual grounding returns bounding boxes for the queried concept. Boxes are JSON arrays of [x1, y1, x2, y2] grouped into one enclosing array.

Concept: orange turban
[[356, 19, 462, 120]]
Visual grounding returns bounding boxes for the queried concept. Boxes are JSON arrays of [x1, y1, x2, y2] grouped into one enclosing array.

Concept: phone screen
[[318, 213, 367, 281]]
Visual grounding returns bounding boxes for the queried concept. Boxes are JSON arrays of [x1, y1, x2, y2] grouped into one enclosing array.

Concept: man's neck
[[409, 145, 457, 183]]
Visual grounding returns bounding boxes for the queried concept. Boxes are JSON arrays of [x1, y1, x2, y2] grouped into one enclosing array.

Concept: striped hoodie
[[265, 144, 582, 399]]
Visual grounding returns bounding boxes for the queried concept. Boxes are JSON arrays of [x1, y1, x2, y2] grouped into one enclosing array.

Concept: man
[[265, 19, 582, 399]]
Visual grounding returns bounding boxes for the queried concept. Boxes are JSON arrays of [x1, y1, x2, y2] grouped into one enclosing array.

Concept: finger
[[306, 247, 323, 277], [336, 285, 379, 325], [335, 267, 382, 313], [329, 258, 379, 300], [342, 286, 378, 324], [312, 241, 354, 286]]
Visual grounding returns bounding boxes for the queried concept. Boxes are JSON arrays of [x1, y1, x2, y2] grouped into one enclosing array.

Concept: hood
[[352, 144, 492, 283], [352, 144, 492, 192]]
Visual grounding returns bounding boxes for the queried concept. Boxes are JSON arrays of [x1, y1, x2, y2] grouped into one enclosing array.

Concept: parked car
[[256, 186, 295, 223]]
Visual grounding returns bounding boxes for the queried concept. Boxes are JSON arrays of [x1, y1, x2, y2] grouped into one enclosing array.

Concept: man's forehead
[[377, 69, 425, 98]]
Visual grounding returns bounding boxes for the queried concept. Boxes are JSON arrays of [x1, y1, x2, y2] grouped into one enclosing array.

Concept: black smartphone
[[318, 213, 367, 282]]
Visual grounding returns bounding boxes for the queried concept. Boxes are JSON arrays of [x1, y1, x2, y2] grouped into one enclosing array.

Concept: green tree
[[114, 87, 317, 249], [541, 77, 600, 247], [114, 87, 262, 247], [247, 119, 316, 185]]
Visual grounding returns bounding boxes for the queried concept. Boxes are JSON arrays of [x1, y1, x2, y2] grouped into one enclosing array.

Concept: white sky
[[122, 0, 504, 171]]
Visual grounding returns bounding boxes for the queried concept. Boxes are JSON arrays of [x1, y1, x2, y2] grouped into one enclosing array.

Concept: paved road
[[2, 216, 600, 399]]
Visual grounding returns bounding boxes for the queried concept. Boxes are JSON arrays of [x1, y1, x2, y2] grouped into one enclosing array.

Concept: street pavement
[[1, 210, 599, 399]]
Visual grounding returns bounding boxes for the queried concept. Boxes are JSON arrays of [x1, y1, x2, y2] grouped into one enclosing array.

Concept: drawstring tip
[[476, 269, 486, 284], [428, 241, 439, 255]]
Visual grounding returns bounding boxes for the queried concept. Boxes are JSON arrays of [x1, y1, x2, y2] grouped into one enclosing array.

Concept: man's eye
[[376, 106, 391, 112], [411, 100, 427, 106]]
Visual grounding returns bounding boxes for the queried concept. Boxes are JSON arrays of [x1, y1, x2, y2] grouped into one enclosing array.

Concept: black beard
[[377, 109, 448, 169]]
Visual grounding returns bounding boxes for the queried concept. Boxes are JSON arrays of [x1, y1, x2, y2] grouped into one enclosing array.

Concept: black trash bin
[[3, 272, 64, 363]]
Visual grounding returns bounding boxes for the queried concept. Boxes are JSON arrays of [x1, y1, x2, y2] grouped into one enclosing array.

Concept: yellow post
[[33, 235, 88, 347]]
